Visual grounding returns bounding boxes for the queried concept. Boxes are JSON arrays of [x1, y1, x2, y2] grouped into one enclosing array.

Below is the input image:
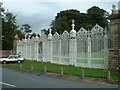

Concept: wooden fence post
[[31, 64, 33, 71], [60, 67, 63, 76], [107, 70, 111, 81], [44, 65, 47, 73], [81, 69, 84, 79], [20, 64, 22, 70]]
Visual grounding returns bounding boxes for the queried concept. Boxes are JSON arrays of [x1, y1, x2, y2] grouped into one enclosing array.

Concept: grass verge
[[4, 60, 120, 80]]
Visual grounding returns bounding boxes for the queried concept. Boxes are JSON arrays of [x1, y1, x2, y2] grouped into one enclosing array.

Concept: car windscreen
[[18, 55, 21, 58]]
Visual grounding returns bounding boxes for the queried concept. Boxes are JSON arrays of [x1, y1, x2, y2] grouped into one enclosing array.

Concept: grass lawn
[[77, 49, 108, 58], [4, 60, 120, 80]]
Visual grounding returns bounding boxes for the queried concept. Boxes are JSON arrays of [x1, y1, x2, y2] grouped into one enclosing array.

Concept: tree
[[2, 5, 33, 50], [50, 6, 108, 34], [51, 9, 82, 34], [20, 24, 32, 34], [87, 6, 109, 28], [2, 11, 18, 50]]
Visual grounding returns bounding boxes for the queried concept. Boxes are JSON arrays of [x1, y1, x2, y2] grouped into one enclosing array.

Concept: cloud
[[3, 2, 58, 33]]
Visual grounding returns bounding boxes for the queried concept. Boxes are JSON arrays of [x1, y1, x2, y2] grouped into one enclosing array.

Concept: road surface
[[1, 68, 118, 88]]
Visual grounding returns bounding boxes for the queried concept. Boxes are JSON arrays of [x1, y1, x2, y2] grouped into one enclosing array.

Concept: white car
[[0, 55, 24, 64]]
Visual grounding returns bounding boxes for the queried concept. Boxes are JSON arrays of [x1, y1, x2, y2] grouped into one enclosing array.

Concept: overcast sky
[[2, 0, 119, 34]]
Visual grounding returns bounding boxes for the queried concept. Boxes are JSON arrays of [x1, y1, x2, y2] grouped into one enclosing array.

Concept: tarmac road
[[1, 68, 118, 88]]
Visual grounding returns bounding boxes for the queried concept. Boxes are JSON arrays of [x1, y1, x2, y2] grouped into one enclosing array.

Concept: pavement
[[0, 67, 119, 88]]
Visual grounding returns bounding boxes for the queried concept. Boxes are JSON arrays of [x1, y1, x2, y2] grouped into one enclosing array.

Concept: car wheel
[[17, 60, 21, 63], [3, 61, 6, 64]]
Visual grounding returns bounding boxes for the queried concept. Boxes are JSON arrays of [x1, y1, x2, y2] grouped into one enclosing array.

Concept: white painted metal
[[16, 22, 108, 69]]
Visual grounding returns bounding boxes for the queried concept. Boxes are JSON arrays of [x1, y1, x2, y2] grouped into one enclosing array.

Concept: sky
[[1, 0, 119, 34]]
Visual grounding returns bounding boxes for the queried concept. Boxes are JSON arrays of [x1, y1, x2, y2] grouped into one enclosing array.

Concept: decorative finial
[[35, 34, 39, 38], [72, 19, 74, 23], [48, 28, 52, 40], [49, 28, 52, 34], [25, 34, 27, 40], [71, 19, 75, 30], [15, 34, 19, 40], [112, 4, 118, 14], [70, 19, 76, 39], [112, 4, 116, 9]]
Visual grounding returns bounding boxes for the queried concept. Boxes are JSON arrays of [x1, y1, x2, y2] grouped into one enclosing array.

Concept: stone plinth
[[109, 17, 120, 74]]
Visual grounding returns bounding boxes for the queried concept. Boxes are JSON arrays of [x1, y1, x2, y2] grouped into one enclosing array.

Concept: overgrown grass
[[5, 60, 120, 80]]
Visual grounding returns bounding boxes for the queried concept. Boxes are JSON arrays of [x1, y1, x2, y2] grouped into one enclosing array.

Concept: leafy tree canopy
[[2, 7, 32, 50], [87, 6, 109, 28], [20, 24, 32, 34], [2, 11, 18, 50], [50, 6, 109, 34]]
